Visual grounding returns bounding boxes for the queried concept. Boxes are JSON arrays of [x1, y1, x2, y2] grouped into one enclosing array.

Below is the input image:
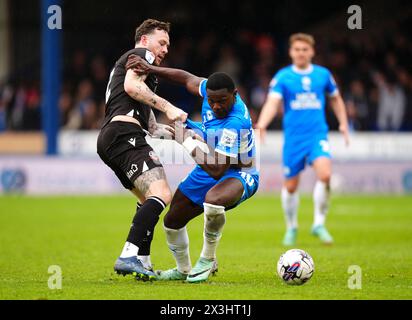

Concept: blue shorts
[[178, 166, 259, 209], [283, 133, 331, 179]]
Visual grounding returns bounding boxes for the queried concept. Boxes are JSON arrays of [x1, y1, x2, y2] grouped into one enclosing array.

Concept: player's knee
[[284, 182, 298, 194], [163, 211, 186, 230], [204, 191, 227, 207], [318, 171, 331, 184], [285, 185, 298, 194], [162, 189, 173, 206], [152, 188, 172, 206], [163, 213, 174, 229], [284, 177, 299, 193]]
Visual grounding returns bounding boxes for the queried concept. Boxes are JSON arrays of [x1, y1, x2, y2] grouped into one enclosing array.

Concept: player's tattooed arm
[[124, 69, 187, 122], [126, 54, 205, 97]]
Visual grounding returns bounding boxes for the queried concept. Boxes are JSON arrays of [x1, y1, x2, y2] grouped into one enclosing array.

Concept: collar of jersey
[[292, 64, 314, 75]]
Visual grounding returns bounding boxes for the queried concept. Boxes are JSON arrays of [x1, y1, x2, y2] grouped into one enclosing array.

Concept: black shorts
[[97, 121, 163, 190]]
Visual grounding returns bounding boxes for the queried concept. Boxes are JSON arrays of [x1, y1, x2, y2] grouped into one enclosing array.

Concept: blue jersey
[[191, 79, 258, 174], [179, 79, 259, 207], [268, 64, 338, 138]]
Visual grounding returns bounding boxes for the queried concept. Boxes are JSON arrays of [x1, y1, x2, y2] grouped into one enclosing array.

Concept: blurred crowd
[[1, 26, 412, 132]]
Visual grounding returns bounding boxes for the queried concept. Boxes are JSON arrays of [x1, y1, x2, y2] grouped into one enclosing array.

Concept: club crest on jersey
[[145, 50, 155, 65], [206, 110, 214, 121], [302, 76, 312, 91]]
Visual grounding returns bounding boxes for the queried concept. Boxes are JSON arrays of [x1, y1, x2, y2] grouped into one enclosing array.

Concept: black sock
[[127, 197, 166, 256]]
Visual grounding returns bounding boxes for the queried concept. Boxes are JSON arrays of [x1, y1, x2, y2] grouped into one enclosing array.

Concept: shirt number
[[240, 172, 255, 187]]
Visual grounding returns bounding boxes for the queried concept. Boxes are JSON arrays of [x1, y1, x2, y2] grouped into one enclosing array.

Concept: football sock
[[137, 255, 152, 270], [281, 187, 299, 229], [313, 181, 330, 226], [120, 241, 139, 258], [126, 197, 166, 256], [200, 203, 226, 260], [164, 226, 191, 274]]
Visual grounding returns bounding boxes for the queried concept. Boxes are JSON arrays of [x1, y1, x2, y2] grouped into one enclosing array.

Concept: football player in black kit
[[97, 19, 187, 281]]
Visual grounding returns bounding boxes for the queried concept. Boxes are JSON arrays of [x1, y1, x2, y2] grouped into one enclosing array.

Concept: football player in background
[[255, 33, 349, 246]]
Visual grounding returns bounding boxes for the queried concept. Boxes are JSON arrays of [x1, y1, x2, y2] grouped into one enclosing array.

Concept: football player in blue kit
[[126, 55, 259, 282], [256, 33, 349, 246]]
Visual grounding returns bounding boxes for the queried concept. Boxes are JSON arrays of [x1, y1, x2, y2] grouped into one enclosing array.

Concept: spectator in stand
[[90, 55, 109, 100], [397, 68, 412, 130], [0, 83, 13, 132], [59, 85, 74, 127], [64, 79, 95, 130], [374, 72, 406, 131], [215, 45, 242, 83], [21, 83, 41, 131], [344, 80, 370, 131]]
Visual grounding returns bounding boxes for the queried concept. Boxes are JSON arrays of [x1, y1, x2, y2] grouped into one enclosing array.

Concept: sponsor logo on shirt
[[290, 93, 321, 110], [302, 76, 312, 91], [126, 164, 139, 179], [219, 129, 237, 148]]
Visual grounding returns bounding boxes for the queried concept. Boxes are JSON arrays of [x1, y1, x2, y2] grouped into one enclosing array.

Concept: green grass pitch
[[0, 194, 411, 300]]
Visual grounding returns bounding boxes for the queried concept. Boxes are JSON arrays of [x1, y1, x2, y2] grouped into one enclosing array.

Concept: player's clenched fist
[[173, 121, 195, 145], [165, 105, 188, 123]]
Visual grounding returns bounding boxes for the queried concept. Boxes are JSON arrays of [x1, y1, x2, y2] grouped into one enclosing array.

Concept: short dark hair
[[206, 72, 235, 92], [135, 19, 171, 44]]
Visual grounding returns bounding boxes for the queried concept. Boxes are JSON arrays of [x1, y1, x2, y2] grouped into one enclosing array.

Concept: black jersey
[[102, 48, 158, 131]]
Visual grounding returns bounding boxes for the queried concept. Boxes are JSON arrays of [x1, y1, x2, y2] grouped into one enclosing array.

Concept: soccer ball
[[277, 249, 315, 285]]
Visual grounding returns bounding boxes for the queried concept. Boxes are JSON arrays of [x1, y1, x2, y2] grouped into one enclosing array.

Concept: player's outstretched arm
[[126, 54, 205, 97], [255, 94, 282, 141], [329, 93, 350, 146], [124, 69, 187, 122]]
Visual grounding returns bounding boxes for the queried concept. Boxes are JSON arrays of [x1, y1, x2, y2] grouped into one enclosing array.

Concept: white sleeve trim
[[215, 148, 238, 159], [328, 89, 339, 97], [198, 79, 207, 97], [268, 91, 283, 99]]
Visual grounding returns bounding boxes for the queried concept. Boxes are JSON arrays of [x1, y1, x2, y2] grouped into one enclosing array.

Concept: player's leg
[[281, 141, 306, 246], [156, 166, 215, 281], [117, 167, 172, 280], [311, 156, 333, 244], [130, 187, 145, 203], [130, 187, 146, 263], [156, 189, 204, 281], [97, 122, 166, 280], [201, 177, 244, 258], [186, 177, 246, 283], [282, 175, 300, 246]]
